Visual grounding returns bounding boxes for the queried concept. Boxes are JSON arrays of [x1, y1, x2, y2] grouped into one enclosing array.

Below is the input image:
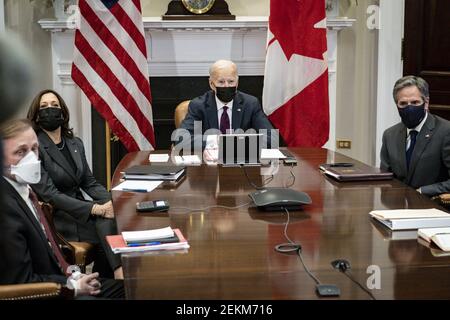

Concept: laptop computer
[[218, 133, 263, 166]]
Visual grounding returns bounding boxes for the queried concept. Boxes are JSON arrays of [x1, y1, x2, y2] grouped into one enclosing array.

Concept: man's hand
[[203, 148, 218, 162], [77, 272, 101, 296]]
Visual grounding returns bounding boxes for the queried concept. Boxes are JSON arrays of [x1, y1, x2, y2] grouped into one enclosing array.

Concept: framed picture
[[182, 0, 216, 14]]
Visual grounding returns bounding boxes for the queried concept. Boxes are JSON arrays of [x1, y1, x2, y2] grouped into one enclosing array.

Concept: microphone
[[331, 259, 376, 300]]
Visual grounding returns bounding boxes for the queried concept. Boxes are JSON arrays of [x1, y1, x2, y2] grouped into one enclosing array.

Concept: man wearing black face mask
[[380, 76, 450, 196], [178, 60, 274, 152]]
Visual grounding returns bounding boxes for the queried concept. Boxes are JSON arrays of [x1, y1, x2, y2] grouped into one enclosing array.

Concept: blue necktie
[[406, 130, 418, 170]]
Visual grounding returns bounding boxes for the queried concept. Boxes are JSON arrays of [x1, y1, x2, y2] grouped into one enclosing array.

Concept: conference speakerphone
[[249, 187, 312, 211]]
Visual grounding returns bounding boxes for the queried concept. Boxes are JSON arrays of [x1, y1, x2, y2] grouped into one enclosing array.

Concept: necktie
[[219, 106, 230, 134], [28, 189, 70, 275], [406, 130, 418, 170]]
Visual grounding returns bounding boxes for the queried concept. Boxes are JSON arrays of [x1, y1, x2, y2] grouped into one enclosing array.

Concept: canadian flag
[[263, 0, 329, 147]]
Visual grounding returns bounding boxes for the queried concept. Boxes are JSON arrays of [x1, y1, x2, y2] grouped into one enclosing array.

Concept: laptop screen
[[218, 133, 263, 166]]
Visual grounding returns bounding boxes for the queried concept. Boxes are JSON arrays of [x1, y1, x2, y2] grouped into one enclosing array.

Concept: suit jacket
[[178, 90, 274, 149], [380, 114, 450, 196], [0, 178, 66, 285], [31, 131, 111, 242]]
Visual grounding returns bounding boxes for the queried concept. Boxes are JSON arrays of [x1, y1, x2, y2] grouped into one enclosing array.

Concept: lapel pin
[[425, 134, 431, 138]]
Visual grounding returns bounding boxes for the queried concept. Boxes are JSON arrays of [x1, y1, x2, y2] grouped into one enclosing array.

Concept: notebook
[[218, 133, 263, 166], [123, 164, 186, 181], [369, 208, 450, 230], [319, 162, 393, 182]]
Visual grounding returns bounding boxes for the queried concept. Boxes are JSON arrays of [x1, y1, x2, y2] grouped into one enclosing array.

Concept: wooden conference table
[[111, 148, 450, 299]]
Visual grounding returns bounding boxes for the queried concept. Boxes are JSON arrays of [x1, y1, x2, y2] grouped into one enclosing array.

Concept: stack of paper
[[112, 180, 162, 193], [107, 227, 189, 254], [174, 155, 201, 165], [260, 149, 286, 159], [149, 153, 170, 163], [369, 208, 450, 230], [418, 227, 450, 252], [122, 226, 174, 243]]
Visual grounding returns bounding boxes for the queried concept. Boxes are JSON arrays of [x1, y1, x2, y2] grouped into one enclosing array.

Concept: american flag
[[72, 0, 155, 151]]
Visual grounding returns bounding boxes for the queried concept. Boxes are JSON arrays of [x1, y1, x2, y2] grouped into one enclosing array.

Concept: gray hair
[[209, 60, 238, 79], [393, 75, 429, 104]]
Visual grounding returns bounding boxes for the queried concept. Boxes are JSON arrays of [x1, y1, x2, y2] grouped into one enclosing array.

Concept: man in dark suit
[[176, 60, 274, 156], [0, 119, 124, 298], [380, 76, 450, 197]]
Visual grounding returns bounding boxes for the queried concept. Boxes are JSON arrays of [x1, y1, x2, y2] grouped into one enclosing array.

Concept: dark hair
[[393, 76, 430, 104], [26, 89, 74, 138]]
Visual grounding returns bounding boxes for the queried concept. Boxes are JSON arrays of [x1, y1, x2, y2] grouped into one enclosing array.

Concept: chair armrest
[[0, 282, 72, 300]]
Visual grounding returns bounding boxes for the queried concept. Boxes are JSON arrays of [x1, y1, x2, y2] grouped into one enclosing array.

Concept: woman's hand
[[91, 201, 114, 219], [102, 200, 115, 219]]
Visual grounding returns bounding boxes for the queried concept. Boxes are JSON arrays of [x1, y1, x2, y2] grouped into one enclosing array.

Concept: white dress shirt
[[406, 112, 428, 150], [215, 95, 233, 132], [4, 176, 39, 221]]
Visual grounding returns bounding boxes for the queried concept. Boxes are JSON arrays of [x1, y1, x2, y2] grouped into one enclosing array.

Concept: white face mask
[[10, 151, 41, 184]]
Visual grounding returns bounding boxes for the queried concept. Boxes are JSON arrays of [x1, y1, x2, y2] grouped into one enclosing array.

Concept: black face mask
[[38, 107, 64, 131], [397, 103, 426, 129], [215, 86, 237, 103]]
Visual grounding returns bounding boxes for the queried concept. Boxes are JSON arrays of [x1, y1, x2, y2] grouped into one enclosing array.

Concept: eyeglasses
[[397, 100, 424, 108]]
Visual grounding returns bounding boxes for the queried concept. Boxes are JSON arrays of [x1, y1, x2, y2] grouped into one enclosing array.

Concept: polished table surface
[[111, 148, 450, 299]]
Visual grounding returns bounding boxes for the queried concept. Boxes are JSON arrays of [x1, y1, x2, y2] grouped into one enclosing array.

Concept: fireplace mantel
[[39, 14, 354, 166]]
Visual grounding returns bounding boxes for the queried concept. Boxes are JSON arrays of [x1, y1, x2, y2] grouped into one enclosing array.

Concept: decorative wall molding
[[0, 0, 5, 33], [39, 13, 354, 162], [39, 16, 355, 32]]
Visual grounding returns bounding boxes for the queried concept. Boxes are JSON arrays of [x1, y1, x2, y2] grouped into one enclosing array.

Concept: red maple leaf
[[269, 0, 327, 61]]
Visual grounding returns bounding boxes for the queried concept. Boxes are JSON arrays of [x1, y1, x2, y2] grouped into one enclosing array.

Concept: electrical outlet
[[336, 139, 351, 149]]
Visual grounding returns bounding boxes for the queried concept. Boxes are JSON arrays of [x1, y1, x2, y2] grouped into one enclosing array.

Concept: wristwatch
[[182, 0, 216, 14]]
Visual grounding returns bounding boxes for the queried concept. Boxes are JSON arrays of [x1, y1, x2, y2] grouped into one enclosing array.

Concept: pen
[[127, 242, 161, 247], [122, 188, 148, 193]]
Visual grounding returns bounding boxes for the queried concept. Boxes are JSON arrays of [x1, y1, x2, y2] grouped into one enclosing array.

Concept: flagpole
[[105, 121, 111, 191]]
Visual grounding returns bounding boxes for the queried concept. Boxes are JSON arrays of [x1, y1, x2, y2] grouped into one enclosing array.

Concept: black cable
[[285, 163, 296, 188], [296, 249, 321, 285], [275, 207, 321, 285], [241, 165, 273, 190], [331, 259, 377, 300], [169, 201, 252, 214], [341, 270, 377, 300]]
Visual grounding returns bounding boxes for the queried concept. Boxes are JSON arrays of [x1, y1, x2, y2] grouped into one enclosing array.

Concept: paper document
[[432, 234, 450, 251], [369, 208, 449, 220], [261, 149, 286, 159], [122, 226, 174, 242], [107, 228, 189, 254], [418, 227, 450, 242], [174, 155, 201, 165], [149, 154, 170, 162], [112, 180, 162, 192], [418, 227, 450, 252], [369, 208, 450, 230]]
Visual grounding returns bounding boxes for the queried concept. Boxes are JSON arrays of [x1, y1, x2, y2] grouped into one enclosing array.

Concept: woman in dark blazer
[[27, 89, 123, 279]]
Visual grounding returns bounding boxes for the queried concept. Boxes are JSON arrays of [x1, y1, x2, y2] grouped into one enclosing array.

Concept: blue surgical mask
[[397, 103, 426, 129]]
